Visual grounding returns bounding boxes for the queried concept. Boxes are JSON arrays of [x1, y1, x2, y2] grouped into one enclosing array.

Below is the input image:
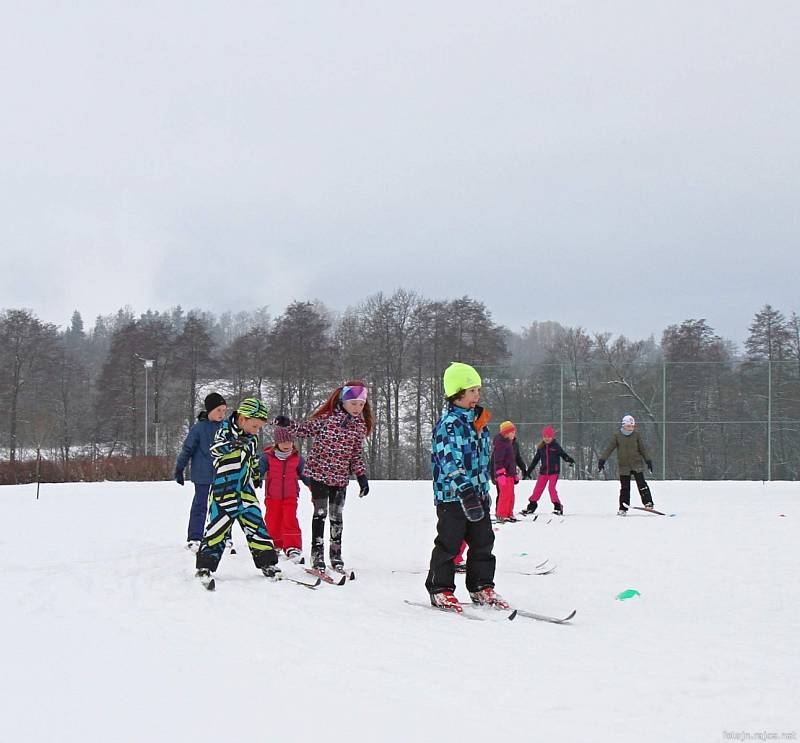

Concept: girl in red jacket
[[274, 381, 372, 574], [261, 427, 306, 564]]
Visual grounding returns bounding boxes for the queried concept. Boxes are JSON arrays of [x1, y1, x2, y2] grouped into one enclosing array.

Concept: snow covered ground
[[1, 479, 797, 743]]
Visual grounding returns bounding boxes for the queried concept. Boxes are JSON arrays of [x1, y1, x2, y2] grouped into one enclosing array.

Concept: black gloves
[[598, 459, 606, 471], [357, 474, 369, 497], [273, 415, 291, 427], [174, 469, 184, 486], [646, 460, 654, 473], [458, 486, 485, 522]]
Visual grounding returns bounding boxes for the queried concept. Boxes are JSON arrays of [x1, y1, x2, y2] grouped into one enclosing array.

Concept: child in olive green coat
[[598, 415, 655, 515]]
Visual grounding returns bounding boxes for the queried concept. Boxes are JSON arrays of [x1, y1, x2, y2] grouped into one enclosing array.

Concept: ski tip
[[508, 609, 517, 621], [336, 574, 347, 585], [205, 579, 216, 591], [348, 571, 356, 581]]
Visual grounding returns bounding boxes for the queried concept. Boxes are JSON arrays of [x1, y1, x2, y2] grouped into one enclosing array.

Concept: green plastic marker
[[616, 589, 641, 601]]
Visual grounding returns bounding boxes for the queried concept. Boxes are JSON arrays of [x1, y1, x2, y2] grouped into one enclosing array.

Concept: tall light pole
[[143, 359, 154, 455]]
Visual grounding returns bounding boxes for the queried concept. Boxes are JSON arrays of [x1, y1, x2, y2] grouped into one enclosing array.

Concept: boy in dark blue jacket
[[174, 393, 227, 551]]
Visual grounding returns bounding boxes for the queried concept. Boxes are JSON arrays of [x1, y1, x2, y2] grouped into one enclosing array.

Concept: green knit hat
[[237, 397, 269, 420], [443, 362, 482, 398]]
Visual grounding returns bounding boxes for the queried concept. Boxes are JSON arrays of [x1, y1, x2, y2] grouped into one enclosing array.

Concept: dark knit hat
[[274, 427, 295, 445], [204, 393, 227, 413]]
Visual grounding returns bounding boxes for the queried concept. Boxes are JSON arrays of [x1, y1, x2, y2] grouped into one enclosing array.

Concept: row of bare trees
[[1, 297, 799, 482]]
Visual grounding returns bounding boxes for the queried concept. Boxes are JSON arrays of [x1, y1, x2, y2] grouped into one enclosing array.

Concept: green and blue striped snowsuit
[[196, 414, 277, 572]]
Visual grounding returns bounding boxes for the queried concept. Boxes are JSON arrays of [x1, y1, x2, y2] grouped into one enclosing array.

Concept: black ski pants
[[426, 499, 496, 595], [309, 479, 347, 568], [619, 471, 652, 509]]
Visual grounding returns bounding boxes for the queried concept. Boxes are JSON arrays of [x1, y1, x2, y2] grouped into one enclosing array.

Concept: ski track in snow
[[1, 479, 797, 742]]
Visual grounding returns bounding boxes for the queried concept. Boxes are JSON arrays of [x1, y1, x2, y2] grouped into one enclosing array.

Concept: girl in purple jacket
[[493, 420, 521, 520]]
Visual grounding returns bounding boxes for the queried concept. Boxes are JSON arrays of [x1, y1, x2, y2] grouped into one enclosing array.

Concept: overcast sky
[[2, 1, 798, 347]]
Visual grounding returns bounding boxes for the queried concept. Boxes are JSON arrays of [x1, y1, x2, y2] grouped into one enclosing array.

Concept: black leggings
[[309, 479, 347, 568]]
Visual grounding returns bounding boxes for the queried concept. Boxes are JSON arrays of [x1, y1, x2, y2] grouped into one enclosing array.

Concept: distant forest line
[[2, 292, 799, 483]]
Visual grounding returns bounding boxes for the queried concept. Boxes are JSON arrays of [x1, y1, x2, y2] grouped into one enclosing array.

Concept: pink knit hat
[[542, 426, 555, 438], [274, 427, 295, 445]]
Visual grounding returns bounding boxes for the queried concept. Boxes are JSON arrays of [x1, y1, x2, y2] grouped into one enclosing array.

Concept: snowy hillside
[[2, 480, 797, 743]]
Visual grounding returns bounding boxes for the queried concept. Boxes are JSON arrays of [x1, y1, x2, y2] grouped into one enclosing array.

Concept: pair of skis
[[197, 568, 324, 591], [304, 567, 356, 586], [404, 600, 576, 625], [392, 557, 556, 577], [262, 566, 357, 589], [517, 511, 565, 524], [630, 506, 667, 516]]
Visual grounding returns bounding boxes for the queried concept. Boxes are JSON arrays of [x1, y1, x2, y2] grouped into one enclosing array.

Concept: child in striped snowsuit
[[195, 398, 279, 580]]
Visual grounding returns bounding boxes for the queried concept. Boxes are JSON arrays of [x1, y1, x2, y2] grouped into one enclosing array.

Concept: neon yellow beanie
[[443, 362, 482, 398]]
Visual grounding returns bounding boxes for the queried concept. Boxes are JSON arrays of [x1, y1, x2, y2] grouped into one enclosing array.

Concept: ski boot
[[553, 502, 564, 515], [520, 500, 537, 516], [643, 502, 655, 511], [286, 548, 304, 564], [196, 568, 215, 590], [617, 508, 628, 516], [262, 566, 282, 581], [469, 586, 511, 610], [430, 590, 462, 613]]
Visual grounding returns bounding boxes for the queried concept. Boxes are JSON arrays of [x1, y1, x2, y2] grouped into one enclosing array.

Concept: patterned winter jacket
[[431, 403, 492, 504], [283, 409, 367, 488], [209, 414, 262, 505], [528, 440, 575, 476]]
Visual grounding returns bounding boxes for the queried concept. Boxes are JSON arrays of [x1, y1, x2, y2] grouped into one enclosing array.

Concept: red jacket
[[261, 446, 304, 500]]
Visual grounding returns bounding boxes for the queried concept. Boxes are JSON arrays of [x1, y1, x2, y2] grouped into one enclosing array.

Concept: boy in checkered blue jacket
[[425, 363, 510, 613]]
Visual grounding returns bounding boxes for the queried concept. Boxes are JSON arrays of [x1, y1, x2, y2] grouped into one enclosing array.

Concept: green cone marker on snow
[[616, 589, 641, 601]]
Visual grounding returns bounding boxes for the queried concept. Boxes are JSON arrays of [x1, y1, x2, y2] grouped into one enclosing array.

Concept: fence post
[[559, 362, 564, 447], [662, 361, 667, 480], [767, 360, 772, 481]]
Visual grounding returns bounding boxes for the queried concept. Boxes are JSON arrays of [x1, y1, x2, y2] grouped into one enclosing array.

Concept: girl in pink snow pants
[[521, 426, 574, 516]]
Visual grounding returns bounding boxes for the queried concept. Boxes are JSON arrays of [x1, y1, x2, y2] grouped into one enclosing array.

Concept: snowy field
[[1, 479, 797, 743]]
